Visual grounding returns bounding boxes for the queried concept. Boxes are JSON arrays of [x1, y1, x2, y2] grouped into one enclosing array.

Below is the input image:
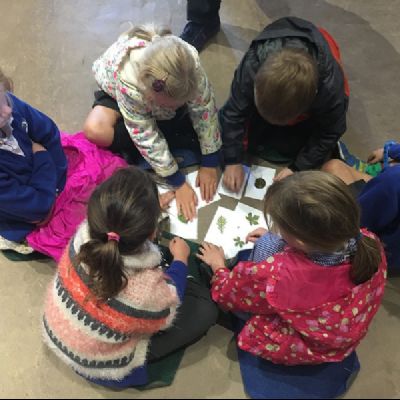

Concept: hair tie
[[107, 232, 120, 242], [152, 79, 165, 92], [152, 73, 169, 93]]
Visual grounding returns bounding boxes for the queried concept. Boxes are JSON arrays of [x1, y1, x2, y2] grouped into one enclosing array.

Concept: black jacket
[[219, 17, 349, 170]]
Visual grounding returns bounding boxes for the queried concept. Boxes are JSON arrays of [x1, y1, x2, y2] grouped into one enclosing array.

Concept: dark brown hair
[[264, 171, 381, 284], [78, 167, 161, 301], [0, 68, 13, 92], [254, 48, 318, 125]]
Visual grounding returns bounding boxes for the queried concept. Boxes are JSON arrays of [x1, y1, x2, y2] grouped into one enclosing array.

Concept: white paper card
[[217, 165, 250, 200], [244, 165, 276, 200], [168, 215, 198, 240], [204, 207, 240, 258], [234, 203, 269, 230], [204, 203, 270, 259], [158, 185, 198, 239]]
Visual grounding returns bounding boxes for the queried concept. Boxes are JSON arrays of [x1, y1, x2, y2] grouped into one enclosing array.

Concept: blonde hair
[[255, 48, 318, 125], [264, 171, 381, 284], [125, 24, 199, 103]]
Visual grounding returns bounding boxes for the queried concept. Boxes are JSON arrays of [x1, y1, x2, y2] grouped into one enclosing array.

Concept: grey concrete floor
[[1, 0, 400, 398]]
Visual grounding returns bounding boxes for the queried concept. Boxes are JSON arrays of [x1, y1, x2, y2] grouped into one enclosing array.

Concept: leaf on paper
[[234, 236, 245, 248], [178, 214, 188, 224], [246, 212, 260, 226], [254, 177, 266, 189], [217, 215, 227, 233]]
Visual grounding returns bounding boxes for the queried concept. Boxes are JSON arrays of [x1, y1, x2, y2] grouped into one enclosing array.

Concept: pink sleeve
[[211, 262, 275, 315]]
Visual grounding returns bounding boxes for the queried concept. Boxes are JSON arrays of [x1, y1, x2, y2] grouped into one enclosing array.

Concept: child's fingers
[[210, 181, 217, 199], [200, 182, 206, 202], [193, 190, 198, 207], [175, 199, 182, 218], [232, 177, 240, 193], [204, 182, 211, 203]]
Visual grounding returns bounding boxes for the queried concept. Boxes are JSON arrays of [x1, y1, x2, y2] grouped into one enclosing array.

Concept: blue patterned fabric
[[251, 232, 358, 267]]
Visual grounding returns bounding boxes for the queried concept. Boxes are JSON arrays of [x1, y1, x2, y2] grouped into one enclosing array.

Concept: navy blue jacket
[[0, 94, 67, 241], [219, 17, 348, 170], [359, 164, 400, 269]]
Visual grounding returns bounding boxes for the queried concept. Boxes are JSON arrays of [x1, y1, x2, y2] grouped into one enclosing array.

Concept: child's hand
[[196, 166, 218, 203], [159, 191, 175, 210], [197, 242, 225, 273], [246, 228, 268, 243], [32, 142, 46, 153], [223, 164, 245, 193], [274, 167, 294, 182], [175, 182, 198, 221], [367, 148, 384, 163], [169, 237, 190, 264]]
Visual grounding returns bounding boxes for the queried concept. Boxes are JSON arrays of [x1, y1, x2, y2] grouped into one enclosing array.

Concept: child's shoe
[[337, 141, 368, 172], [337, 141, 382, 177], [0, 236, 34, 254], [180, 19, 220, 52]]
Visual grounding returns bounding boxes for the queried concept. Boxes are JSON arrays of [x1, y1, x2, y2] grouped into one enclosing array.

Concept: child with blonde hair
[[84, 25, 221, 221], [43, 167, 217, 388], [198, 171, 386, 397]]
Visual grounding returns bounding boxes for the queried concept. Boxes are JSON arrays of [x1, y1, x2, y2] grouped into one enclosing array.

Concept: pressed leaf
[[246, 212, 260, 226], [234, 236, 245, 248], [217, 215, 227, 233], [255, 177, 266, 189]]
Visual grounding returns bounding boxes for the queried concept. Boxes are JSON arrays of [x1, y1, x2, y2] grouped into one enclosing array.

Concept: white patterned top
[[92, 34, 221, 178]]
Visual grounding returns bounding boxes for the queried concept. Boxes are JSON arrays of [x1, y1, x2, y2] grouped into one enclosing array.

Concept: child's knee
[[321, 159, 344, 174], [83, 117, 114, 147]]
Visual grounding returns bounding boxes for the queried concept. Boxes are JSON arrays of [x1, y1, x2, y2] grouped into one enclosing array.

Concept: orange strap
[[318, 27, 350, 97]]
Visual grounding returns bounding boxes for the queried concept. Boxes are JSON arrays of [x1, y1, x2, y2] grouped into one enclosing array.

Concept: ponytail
[[78, 237, 127, 302], [75, 167, 160, 303], [350, 234, 382, 284]]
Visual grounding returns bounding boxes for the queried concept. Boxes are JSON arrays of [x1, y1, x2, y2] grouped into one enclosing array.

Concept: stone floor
[[1, 0, 400, 398]]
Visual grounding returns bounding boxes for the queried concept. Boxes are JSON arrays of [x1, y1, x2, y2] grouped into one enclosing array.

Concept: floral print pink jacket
[[92, 34, 221, 178], [211, 229, 387, 365]]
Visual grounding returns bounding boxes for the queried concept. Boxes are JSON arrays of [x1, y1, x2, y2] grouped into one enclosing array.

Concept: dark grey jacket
[[219, 17, 349, 170]]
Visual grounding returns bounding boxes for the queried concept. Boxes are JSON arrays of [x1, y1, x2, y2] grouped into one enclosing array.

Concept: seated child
[[323, 143, 400, 270], [0, 69, 67, 252], [197, 171, 386, 370], [84, 24, 221, 221], [219, 16, 349, 191], [42, 167, 218, 388], [0, 68, 128, 260]]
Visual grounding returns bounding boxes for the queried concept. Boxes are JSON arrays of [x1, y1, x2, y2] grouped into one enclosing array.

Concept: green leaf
[[178, 214, 188, 224], [254, 177, 266, 189], [234, 236, 245, 248], [217, 215, 227, 233], [246, 212, 260, 226]]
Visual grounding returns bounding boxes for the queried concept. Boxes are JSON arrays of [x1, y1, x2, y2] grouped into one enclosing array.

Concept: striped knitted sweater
[[42, 221, 180, 381]]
